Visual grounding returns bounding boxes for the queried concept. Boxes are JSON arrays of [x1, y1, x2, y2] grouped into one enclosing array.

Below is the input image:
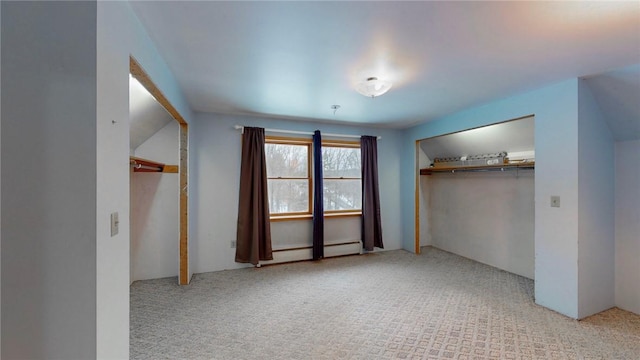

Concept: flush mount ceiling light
[[356, 77, 392, 98]]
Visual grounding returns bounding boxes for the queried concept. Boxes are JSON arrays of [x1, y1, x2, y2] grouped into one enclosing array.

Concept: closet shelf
[[130, 156, 178, 173], [420, 161, 535, 175]]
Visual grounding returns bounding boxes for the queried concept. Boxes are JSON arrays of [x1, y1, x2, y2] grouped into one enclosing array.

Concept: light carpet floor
[[130, 247, 640, 359]]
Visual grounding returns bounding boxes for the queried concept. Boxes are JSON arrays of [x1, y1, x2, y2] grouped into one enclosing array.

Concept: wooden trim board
[[130, 57, 187, 125], [179, 123, 189, 285], [414, 140, 421, 254]]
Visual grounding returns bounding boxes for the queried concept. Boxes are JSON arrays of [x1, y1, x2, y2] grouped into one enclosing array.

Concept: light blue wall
[[402, 79, 581, 318], [2, 2, 98, 358], [0, 2, 197, 358], [96, 3, 195, 357], [577, 80, 615, 318], [124, 2, 193, 125], [0, 3, 3, 356], [615, 139, 640, 315], [191, 113, 404, 273]]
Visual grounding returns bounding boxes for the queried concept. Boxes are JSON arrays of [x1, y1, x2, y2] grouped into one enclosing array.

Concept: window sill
[[325, 212, 362, 219], [270, 212, 361, 222], [270, 214, 312, 222]]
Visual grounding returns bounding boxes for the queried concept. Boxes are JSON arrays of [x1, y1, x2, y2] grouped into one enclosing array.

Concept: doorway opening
[[129, 57, 190, 285]]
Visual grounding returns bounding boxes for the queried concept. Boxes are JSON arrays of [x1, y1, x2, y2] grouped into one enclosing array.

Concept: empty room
[[1, 1, 639, 359]]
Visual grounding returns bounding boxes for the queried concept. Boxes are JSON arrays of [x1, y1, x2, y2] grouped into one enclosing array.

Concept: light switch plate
[[111, 212, 119, 236], [550, 196, 560, 208]]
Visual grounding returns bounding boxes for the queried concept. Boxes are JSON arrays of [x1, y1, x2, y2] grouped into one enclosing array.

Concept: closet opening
[[129, 57, 190, 285], [414, 115, 535, 280]]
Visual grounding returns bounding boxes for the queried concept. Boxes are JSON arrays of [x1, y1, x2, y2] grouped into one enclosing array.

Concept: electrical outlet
[[550, 196, 560, 208], [110, 212, 119, 236], [230, 240, 236, 248]]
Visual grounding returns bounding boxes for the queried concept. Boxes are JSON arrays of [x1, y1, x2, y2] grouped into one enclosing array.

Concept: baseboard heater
[[259, 241, 362, 266]]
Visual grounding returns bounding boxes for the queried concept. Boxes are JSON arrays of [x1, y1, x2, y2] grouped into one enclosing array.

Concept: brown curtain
[[236, 127, 273, 265], [361, 136, 384, 251]]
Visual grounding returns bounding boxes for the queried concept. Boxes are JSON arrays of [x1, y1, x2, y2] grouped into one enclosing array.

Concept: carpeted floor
[[130, 247, 640, 359]]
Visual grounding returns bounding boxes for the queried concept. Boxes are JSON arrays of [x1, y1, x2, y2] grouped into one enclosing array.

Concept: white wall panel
[[426, 171, 535, 279], [130, 121, 179, 282]]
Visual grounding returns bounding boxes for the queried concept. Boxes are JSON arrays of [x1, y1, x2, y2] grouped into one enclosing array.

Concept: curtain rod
[[234, 125, 381, 140]]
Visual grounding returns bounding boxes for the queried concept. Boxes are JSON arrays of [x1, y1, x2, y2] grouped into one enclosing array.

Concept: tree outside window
[[265, 137, 361, 218], [322, 145, 361, 212], [265, 140, 311, 215]]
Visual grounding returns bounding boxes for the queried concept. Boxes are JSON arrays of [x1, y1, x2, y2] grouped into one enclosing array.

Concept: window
[[322, 142, 361, 212], [265, 138, 311, 216], [265, 137, 361, 219]]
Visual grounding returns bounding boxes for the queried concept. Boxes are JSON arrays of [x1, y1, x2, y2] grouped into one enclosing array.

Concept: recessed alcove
[[417, 116, 535, 279]]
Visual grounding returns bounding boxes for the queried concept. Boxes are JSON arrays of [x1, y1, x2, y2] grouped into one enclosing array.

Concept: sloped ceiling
[[419, 117, 534, 161], [584, 64, 640, 141], [129, 76, 173, 151], [129, 1, 640, 128]]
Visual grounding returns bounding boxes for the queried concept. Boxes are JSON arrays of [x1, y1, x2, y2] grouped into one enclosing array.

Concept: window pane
[[324, 179, 361, 211], [268, 179, 309, 214], [266, 143, 308, 178], [322, 147, 361, 178]]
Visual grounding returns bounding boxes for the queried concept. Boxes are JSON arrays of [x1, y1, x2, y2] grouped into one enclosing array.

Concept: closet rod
[[234, 125, 381, 140], [421, 163, 534, 175], [131, 163, 162, 172], [447, 166, 534, 173]]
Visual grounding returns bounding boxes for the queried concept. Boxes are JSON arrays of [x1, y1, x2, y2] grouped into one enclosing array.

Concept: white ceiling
[[130, 1, 640, 129]]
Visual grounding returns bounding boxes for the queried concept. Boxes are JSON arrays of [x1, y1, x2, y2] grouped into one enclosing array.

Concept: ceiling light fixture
[[356, 77, 392, 98]]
